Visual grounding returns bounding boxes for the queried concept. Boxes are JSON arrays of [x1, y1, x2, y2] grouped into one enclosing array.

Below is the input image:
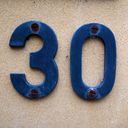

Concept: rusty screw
[[30, 89, 39, 98], [87, 88, 97, 99], [31, 89, 38, 95], [90, 25, 99, 34], [31, 23, 39, 32]]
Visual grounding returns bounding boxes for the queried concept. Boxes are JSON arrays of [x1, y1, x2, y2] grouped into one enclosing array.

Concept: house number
[[9, 21, 116, 101]]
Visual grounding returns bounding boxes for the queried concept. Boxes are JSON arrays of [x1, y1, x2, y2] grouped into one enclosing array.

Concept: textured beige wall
[[0, 0, 128, 128]]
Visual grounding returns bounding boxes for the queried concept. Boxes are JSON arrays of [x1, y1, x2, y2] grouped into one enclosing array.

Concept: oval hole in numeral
[[82, 38, 104, 87]]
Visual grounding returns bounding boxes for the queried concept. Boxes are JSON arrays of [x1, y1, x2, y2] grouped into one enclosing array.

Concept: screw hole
[[87, 89, 97, 98], [31, 23, 39, 32], [31, 89, 38, 95], [90, 25, 99, 34]]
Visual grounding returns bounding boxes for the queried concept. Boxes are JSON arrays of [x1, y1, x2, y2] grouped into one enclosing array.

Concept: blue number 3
[[70, 23, 116, 100], [9, 21, 58, 99]]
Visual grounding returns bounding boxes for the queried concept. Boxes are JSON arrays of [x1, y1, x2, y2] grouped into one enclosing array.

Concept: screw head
[[90, 25, 99, 34], [30, 89, 39, 98], [31, 23, 39, 32], [87, 88, 97, 99]]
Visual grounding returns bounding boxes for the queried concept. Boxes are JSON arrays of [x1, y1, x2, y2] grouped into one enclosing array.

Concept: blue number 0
[[9, 21, 58, 99], [70, 23, 116, 100]]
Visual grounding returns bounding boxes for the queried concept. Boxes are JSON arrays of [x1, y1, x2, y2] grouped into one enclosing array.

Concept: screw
[[87, 88, 97, 99], [31, 89, 38, 95], [30, 89, 39, 98], [31, 23, 39, 32], [90, 25, 99, 34]]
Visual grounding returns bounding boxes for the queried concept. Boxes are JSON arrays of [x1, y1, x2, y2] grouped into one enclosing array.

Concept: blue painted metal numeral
[[9, 21, 58, 99], [70, 23, 116, 100]]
